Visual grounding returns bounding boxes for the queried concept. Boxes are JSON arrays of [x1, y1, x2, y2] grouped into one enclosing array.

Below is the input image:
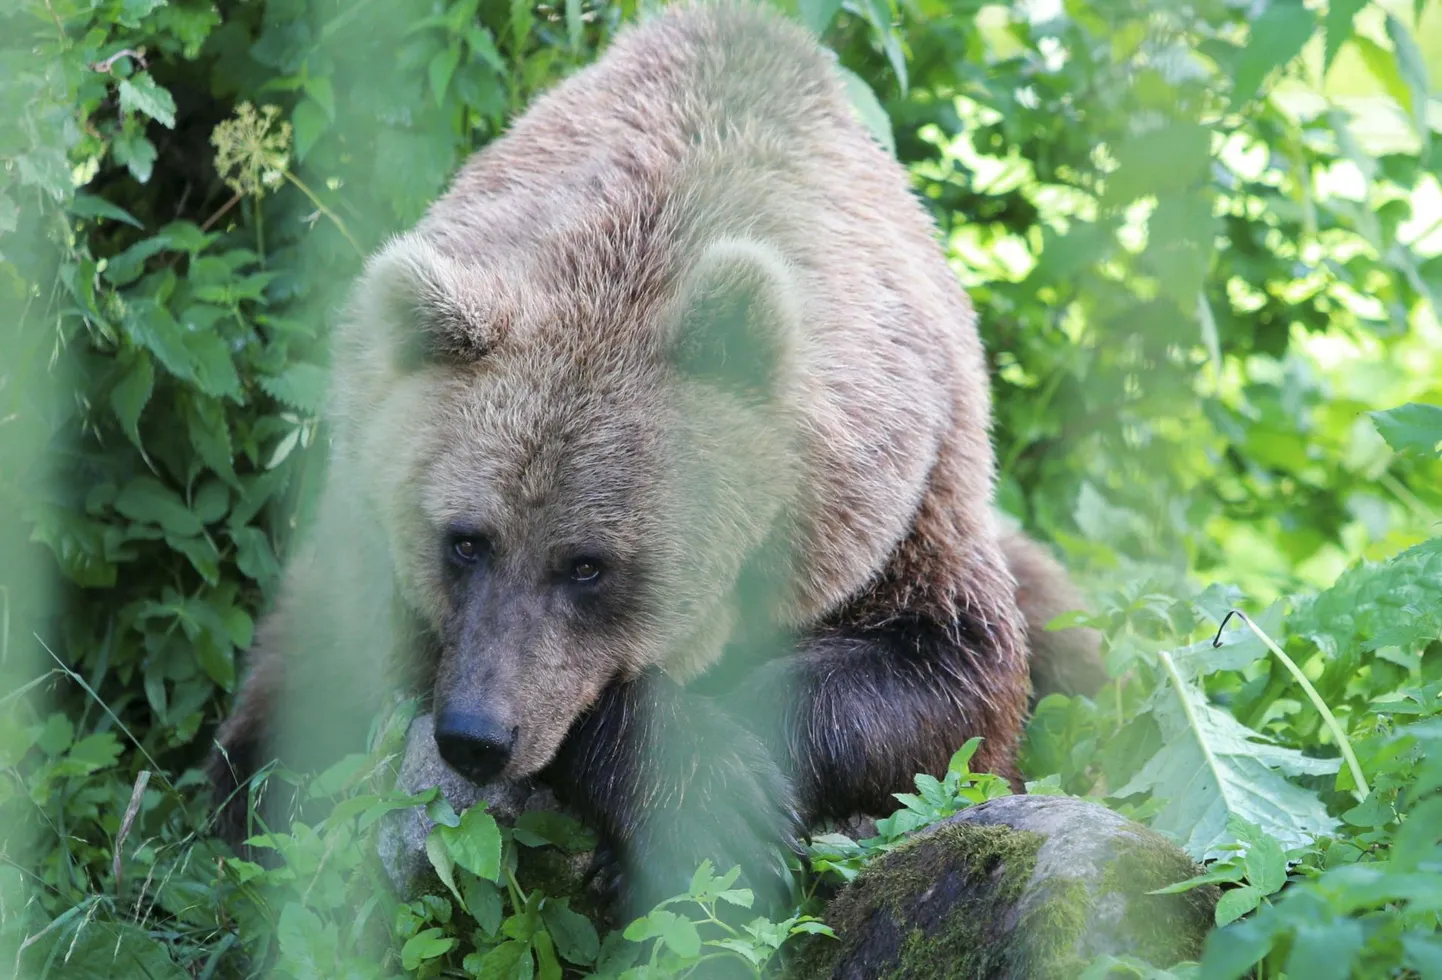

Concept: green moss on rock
[[788, 797, 1219, 980]]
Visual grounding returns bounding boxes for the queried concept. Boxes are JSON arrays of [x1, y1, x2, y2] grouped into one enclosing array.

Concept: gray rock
[[791, 795, 1219, 980], [376, 712, 545, 895]]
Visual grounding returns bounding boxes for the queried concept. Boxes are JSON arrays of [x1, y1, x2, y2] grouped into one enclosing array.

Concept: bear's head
[[327, 230, 808, 781]]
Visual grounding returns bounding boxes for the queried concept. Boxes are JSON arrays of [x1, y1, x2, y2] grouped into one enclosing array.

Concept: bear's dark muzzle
[[434, 709, 518, 783]]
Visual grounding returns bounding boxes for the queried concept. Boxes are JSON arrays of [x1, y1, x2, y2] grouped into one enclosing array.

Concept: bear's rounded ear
[[670, 238, 802, 398], [351, 233, 504, 371]]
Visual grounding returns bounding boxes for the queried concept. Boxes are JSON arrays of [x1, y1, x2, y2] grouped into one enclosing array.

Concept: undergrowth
[[2, 0, 1441, 977]]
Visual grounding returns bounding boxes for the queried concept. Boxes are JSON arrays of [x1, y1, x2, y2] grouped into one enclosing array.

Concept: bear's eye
[[451, 536, 487, 564], [569, 558, 604, 584]]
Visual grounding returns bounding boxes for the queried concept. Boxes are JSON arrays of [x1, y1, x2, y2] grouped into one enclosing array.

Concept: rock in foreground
[[792, 795, 1218, 980]]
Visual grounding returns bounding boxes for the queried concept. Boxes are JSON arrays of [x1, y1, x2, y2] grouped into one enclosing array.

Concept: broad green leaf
[[276, 903, 334, 979], [461, 872, 504, 935], [431, 41, 462, 106], [464, 940, 532, 980], [1352, 35, 1415, 114], [18, 919, 188, 979], [837, 67, 895, 157], [401, 928, 456, 971], [183, 394, 239, 484], [292, 99, 329, 162], [113, 128, 159, 183], [512, 809, 596, 851], [110, 352, 154, 448], [1103, 123, 1211, 205], [542, 900, 600, 965], [114, 476, 203, 536], [1385, 13, 1431, 148], [167, 533, 221, 585], [70, 193, 143, 228], [436, 805, 502, 881], [1242, 834, 1287, 895], [118, 72, 177, 128], [230, 526, 280, 586], [105, 235, 171, 285], [1230, 0, 1316, 109], [260, 362, 329, 414], [798, 0, 842, 35], [1214, 885, 1262, 926], [1323, 0, 1367, 72], [1282, 922, 1365, 980], [1116, 657, 1339, 859], [624, 909, 702, 959], [56, 732, 124, 776], [1370, 402, 1442, 456]]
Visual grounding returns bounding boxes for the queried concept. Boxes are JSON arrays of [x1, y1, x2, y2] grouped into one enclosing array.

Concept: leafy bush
[[1, 0, 1439, 977]]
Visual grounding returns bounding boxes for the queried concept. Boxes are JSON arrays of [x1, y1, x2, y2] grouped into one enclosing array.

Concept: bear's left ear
[[670, 238, 802, 398], [351, 233, 505, 372]]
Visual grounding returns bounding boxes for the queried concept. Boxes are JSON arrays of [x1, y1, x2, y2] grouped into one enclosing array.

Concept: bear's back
[[408, 0, 996, 623]]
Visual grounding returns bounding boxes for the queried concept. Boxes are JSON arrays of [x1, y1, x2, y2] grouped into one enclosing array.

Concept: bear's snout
[[434, 708, 519, 783]]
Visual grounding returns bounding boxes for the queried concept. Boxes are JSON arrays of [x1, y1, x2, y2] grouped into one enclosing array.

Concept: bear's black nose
[[434, 710, 517, 783]]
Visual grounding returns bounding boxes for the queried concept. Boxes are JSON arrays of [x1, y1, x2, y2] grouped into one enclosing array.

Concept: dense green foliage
[[1, 0, 1439, 977]]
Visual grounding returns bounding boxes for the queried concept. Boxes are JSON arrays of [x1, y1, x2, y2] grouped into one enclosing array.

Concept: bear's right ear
[[352, 233, 505, 371], [670, 238, 802, 399]]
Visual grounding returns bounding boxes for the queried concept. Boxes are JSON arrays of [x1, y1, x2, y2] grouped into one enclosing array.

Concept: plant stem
[[1220, 610, 1370, 802], [284, 171, 364, 256]]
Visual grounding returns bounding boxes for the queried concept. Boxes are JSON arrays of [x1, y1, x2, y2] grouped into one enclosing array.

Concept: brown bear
[[207, 0, 1103, 916]]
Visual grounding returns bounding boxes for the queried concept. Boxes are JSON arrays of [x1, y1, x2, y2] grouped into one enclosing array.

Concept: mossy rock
[[791, 795, 1219, 980]]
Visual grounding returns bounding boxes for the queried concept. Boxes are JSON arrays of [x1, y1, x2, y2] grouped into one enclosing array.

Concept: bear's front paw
[[607, 712, 808, 922]]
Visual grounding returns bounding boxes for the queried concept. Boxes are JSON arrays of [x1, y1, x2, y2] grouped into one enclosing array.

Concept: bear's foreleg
[[727, 611, 1031, 826], [540, 669, 807, 919]]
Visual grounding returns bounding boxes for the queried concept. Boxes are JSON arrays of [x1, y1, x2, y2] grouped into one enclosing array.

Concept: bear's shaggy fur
[[208, 0, 1102, 915]]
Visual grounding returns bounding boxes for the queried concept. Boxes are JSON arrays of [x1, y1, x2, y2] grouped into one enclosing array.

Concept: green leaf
[[624, 909, 702, 959], [260, 362, 329, 414], [167, 532, 221, 585], [114, 476, 203, 536], [1242, 834, 1287, 895], [798, 0, 843, 35], [437, 805, 502, 881], [292, 99, 329, 163], [276, 902, 334, 979], [1214, 885, 1262, 926], [464, 940, 532, 979], [113, 129, 159, 183], [1229, 0, 1316, 109], [837, 67, 895, 157], [542, 900, 600, 965], [57, 732, 124, 776], [183, 393, 239, 484], [1370, 403, 1442, 456], [401, 928, 457, 971], [1386, 13, 1430, 145], [18, 919, 188, 979], [431, 41, 462, 106], [105, 235, 172, 286], [1324, 0, 1367, 72], [1282, 921, 1364, 980], [124, 301, 193, 382], [512, 809, 596, 851], [71, 193, 144, 228], [1352, 35, 1415, 115], [1104, 123, 1212, 205], [110, 352, 154, 448], [230, 527, 280, 586], [36, 714, 74, 755], [1115, 655, 1340, 859], [461, 872, 504, 935], [118, 72, 178, 128]]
